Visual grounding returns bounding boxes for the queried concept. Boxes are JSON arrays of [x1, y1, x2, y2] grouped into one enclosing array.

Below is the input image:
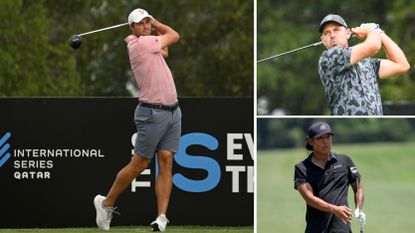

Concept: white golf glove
[[360, 23, 383, 33], [354, 208, 366, 226]]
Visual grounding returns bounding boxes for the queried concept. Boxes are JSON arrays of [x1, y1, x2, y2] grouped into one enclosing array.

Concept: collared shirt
[[125, 35, 178, 105], [294, 153, 361, 233], [319, 47, 382, 115]]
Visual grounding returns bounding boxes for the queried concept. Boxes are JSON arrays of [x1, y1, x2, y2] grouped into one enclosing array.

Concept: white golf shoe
[[93, 195, 118, 231], [150, 214, 169, 231]]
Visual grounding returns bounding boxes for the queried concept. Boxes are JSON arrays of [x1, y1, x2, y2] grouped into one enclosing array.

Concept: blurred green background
[[257, 0, 415, 114], [257, 118, 415, 233], [0, 0, 253, 97]]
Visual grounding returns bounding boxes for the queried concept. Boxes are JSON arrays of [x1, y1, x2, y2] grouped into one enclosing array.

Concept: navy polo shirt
[[294, 153, 361, 233]]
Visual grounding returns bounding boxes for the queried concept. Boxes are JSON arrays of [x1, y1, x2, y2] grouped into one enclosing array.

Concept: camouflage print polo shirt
[[318, 47, 382, 115]]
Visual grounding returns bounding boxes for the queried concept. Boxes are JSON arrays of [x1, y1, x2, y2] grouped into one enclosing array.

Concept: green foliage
[[257, 0, 415, 114], [0, 0, 82, 96], [0, 0, 253, 97], [171, 0, 253, 97], [258, 118, 415, 149]]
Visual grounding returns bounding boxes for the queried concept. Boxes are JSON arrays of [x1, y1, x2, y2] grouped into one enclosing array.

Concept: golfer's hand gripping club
[[354, 208, 366, 226], [355, 178, 365, 233], [359, 23, 383, 33]]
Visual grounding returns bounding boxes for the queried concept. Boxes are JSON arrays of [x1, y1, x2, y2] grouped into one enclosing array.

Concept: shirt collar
[[307, 152, 337, 162]]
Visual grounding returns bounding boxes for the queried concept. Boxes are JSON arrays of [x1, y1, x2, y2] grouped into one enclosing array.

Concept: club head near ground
[[69, 35, 82, 49]]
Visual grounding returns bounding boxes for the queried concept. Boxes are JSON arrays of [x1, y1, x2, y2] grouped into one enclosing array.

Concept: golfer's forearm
[[381, 33, 410, 71], [351, 30, 382, 64], [362, 31, 382, 57], [152, 20, 178, 36], [152, 20, 180, 47], [305, 196, 337, 213], [354, 187, 365, 209]]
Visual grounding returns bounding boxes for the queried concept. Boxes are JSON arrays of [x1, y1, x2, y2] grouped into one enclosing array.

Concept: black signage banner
[[0, 97, 253, 228]]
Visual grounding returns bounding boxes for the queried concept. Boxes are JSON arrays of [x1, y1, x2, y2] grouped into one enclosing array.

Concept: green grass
[[0, 226, 253, 233], [257, 142, 415, 233]]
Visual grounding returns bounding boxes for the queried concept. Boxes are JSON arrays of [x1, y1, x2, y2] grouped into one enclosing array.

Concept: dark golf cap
[[319, 14, 348, 33], [307, 122, 334, 139]]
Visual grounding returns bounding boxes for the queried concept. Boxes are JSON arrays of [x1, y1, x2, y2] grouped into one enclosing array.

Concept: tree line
[[258, 118, 415, 149], [0, 0, 253, 97]]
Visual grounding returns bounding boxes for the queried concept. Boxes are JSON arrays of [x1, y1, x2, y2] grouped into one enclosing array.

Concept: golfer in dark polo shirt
[[294, 122, 366, 233]]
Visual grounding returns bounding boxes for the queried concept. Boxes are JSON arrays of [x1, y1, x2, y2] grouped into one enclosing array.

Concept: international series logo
[[0, 132, 12, 167], [1, 131, 105, 180], [2, 131, 254, 193]]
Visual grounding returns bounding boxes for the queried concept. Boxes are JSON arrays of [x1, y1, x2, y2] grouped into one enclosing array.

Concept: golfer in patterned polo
[[318, 14, 410, 115]]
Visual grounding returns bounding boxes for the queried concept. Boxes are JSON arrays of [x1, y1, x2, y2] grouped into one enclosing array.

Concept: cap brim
[[319, 21, 346, 33], [130, 15, 154, 24], [313, 132, 334, 138]]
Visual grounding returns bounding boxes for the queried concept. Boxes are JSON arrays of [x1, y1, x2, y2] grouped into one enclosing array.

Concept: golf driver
[[257, 41, 323, 63], [69, 22, 129, 49]]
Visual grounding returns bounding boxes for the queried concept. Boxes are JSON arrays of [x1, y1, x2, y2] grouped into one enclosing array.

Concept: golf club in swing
[[257, 41, 323, 63], [357, 177, 363, 233], [257, 23, 376, 64], [69, 22, 129, 49]]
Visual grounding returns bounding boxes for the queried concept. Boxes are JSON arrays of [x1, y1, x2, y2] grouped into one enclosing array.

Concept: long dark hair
[[305, 136, 313, 150]]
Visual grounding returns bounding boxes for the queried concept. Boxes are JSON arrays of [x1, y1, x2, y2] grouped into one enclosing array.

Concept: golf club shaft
[[257, 41, 323, 63], [357, 177, 363, 233], [77, 22, 129, 37]]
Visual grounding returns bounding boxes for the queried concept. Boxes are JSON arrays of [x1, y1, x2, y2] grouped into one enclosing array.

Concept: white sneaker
[[150, 214, 169, 231], [94, 195, 118, 231]]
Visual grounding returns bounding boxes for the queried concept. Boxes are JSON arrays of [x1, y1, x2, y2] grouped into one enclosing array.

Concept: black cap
[[307, 122, 334, 139], [319, 14, 348, 33], [305, 122, 334, 150]]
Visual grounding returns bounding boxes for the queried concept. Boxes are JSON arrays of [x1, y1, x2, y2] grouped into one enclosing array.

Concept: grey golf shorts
[[133, 103, 182, 159]]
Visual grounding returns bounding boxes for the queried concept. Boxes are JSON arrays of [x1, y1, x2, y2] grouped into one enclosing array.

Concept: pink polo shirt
[[125, 35, 178, 105]]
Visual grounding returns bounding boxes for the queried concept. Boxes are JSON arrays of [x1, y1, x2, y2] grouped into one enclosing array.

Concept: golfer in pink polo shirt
[[93, 8, 181, 232]]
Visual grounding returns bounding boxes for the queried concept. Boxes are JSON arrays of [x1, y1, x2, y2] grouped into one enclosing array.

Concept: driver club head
[[69, 35, 82, 49]]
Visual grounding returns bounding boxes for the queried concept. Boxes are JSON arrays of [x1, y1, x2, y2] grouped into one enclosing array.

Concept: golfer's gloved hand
[[360, 23, 383, 33], [354, 208, 366, 226]]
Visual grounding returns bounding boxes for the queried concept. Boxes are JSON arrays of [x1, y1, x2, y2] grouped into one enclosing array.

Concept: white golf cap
[[128, 8, 154, 25]]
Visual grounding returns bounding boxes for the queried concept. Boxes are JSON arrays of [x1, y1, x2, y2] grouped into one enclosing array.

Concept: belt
[[139, 102, 179, 111]]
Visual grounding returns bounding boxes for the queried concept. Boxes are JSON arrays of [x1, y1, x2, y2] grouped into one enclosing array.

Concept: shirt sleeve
[[345, 156, 361, 184], [371, 58, 381, 79], [139, 36, 162, 54], [294, 163, 307, 190]]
